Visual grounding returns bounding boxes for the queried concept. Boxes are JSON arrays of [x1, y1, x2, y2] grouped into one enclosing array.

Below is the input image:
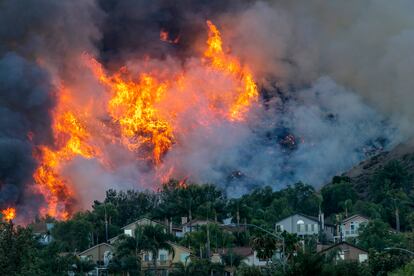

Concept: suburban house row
[[61, 212, 369, 275]]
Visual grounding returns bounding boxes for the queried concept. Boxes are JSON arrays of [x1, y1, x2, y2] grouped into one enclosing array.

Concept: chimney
[[181, 217, 188, 225], [321, 213, 325, 230]]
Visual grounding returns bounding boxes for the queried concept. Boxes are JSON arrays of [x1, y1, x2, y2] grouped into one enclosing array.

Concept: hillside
[[342, 138, 414, 196]]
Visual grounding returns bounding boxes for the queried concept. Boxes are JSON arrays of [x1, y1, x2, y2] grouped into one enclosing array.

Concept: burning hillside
[[30, 20, 258, 220], [1, 0, 413, 222]]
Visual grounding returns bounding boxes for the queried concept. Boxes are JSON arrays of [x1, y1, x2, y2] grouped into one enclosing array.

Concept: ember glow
[[1, 208, 16, 221], [32, 21, 258, 219]]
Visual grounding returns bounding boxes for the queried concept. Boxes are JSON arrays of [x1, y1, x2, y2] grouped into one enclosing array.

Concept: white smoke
[[224, 0, 414, 134]]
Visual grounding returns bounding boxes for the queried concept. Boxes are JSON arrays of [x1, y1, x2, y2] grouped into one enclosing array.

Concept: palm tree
[[140, 224, 174, 275], [384, 189, 410, 232], [250, 234, 279, 265], [340, 199, 353, 218], [109, 234, 141, 275]]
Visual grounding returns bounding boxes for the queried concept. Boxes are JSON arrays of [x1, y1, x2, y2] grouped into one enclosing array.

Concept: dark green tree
[[0, 221, 41, 275], [52, 212, 93, 252], [321, 178, 358, 216], [250, 234, 279, 265]]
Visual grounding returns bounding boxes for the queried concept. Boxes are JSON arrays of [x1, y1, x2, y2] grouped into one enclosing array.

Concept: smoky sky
[[0, 53, 54, 208], [0, 0, 413, 216], [97, 0, 255, 65]]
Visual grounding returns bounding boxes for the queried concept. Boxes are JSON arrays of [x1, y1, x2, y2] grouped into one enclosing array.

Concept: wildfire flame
[[32, 20, 258, 220], [160, 29, 180, 44], [2, 208, 16, 221]]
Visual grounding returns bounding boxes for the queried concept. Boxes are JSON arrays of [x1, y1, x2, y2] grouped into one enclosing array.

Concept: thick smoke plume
[[0, 0, 412, 220]]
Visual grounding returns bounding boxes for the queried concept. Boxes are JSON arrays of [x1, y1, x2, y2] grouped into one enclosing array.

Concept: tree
[[0, 221, 41, 275], [170, 258, 224, 276], [109, 234, 141, 275], [285, 251, 325, 276], [282, 232, 302, 259], [389, 259, 414, 276], [90, 201, 120, 242], [369, 161, 413, 230], [321, 178, 358, 216], [357, 219, 404, 251], [221, 251, 245, 269], [368, 251, 410, 276], [181, 223, 234, 258], [36, 241, 77, 275], [383, 189, 411, 232], [104, 189, 158, 227], [140, 224, 174, 275], [157, 180, 227, 225], [250, 234, 279, 265], [52, 212, 93, 252], [285, 182, 320, 216], [371, 161, 412, 198], [352, 200, 383, 219], [322, 260, 369, 276], [237, 264, 262, 276]]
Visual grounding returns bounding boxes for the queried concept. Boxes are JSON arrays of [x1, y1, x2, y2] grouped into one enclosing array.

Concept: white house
[[275, 213, 335, 241]]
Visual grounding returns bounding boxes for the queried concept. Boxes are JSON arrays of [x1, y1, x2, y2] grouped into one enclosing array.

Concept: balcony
[[141, 260, 172, 268]]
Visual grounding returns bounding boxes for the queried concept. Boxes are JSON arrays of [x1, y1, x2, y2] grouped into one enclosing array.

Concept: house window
[[350, 222, 359, 234], [311, 224, 314, 232], [338, 250, 345, 260], [159, 253, 167, 262], [180, 253, 189, 263], [297, 220, 305, 232], [124, 229, 132, 237], [276, 225, 284, 232], [144, 254, 150, 262], [359, 253, 368, 263]]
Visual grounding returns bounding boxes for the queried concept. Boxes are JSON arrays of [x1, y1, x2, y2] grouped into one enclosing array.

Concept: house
[[30, 222, 54, 245], [181, 219, 218, 234], [109, 217, 183, 244], [318, 241, 369, 263], [141, 242, 192, 274], [334, 214, 369, 242], [109, 218, 166, 244], [274, 213, 335, 241], [212, 247, 267, 268], [77, 243, 113, 268]]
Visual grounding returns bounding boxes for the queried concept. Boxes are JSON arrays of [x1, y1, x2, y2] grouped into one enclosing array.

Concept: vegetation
[[1, 160, 414, 275]]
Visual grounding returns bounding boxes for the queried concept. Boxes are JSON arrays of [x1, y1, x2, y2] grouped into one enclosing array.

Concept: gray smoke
[[223, 0, 414, 134]]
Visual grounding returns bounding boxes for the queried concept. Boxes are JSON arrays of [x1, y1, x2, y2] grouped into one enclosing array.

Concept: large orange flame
[[2, 207, 16, 221], [32, 20, 258, 220]]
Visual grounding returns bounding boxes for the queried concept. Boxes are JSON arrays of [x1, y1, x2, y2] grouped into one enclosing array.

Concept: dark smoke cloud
[[0, 53, 53, 208], [98, 0, 254, 65]]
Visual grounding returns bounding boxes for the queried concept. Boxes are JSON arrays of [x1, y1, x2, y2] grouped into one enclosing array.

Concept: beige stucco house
[[141, 242, 192, 274], [77, 243, 113, 266]]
